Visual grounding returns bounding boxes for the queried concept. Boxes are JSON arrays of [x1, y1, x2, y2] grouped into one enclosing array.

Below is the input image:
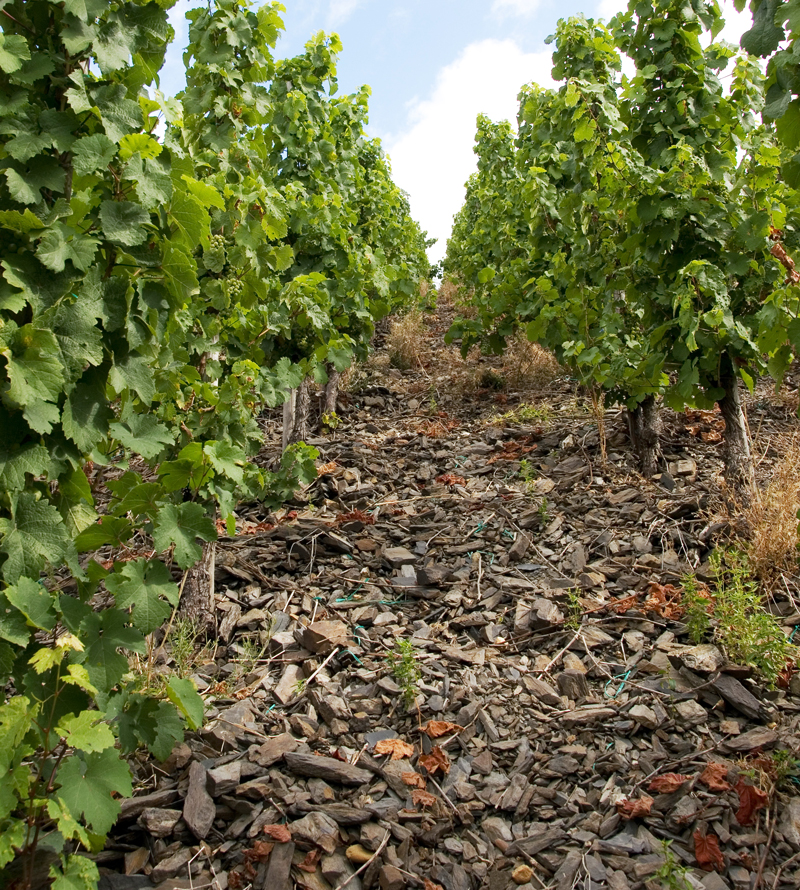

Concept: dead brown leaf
[[418, 746, 450, 776], [401, 771, 427, 789], [412, 789, 438, 808], [423, 880, 445, 890], [735, 777, 769, 826], [374, 738, 415, 760], [262, 824, 292, 843], [297, 850, 322, 874], [694, 829, 725, 872], [699, 762, 732, 792], [421, 720, 464, 738], [648, 773, 692, 794], [643, 582, 685, 619], [616, 795, 654, 820]]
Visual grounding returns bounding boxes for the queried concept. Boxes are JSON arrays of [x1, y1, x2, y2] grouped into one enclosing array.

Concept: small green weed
[[492, 402, 553, 426], [170, 616, 205, 678], [538, 496, 550, 525], [654, 841, 693, 890], [566, 588, 582, 630], [322, 410, 340, 430], [681, 574, 713, 644], [518, 458, 537, 486], [709, 548, 796, 688], [388, 638, 421, 708]]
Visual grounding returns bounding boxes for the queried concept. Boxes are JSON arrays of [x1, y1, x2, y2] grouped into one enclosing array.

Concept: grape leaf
[[72, 134, 117, 176], [105, 558, 178, 634], [181, 175, 225, 210], [166, 676, 204, 731], [694, 829, 724, 872], [5, 576, 56, 631], [56, 711, 115, 754], [108, 351, 156, 403], [109, 414, 173, 459], [648, 773, 692, 794], [0, 594, 30, 646], [80, 608, 145, 692], [418, 746, 450, 777], [49, 853, 100, 890], [0, 442, 52, 491], [56, 748, 133, 834], [616, 795, 654, 820], [0, 493, 74, 584], [99, 200, 150, 246], [0, 34, 31, 74], [55, 467, 97, 538], [0, 822, 26, 870], [0, 325, 64, 433], [153, 502, 217, 568], [374, 738, 415, 760], [204, 440, 246, 485], [734, 777, 768, 826]]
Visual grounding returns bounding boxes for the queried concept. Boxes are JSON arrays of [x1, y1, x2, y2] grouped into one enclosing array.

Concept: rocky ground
[[99, 296, 800, 890]]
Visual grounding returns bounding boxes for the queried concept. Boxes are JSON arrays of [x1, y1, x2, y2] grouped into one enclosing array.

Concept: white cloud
[[328, 0, 363, 26], [491, 0, 542, 16], [384, 39, 555, 263]]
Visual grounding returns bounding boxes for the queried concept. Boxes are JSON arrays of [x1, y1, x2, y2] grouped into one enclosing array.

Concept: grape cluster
[[204, 233, 227, 273], [226, 277, 244, 299], [1, 235, 23, 255]]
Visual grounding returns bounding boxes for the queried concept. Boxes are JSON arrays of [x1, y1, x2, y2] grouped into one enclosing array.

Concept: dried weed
[[502, 331, 562, 391], [744, 437, 800, 582], [388, 310, 426, 370]]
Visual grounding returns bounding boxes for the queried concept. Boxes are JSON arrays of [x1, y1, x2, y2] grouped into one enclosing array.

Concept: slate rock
[[302, 620, 350, 654], [138, 808, 182, 838], [284, 752, 373, 785], [249, 732, 302, 767], [183, 762, 215, 840]]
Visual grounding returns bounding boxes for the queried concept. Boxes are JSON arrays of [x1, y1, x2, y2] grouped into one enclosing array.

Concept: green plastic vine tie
[[604, 669, 632, 699]]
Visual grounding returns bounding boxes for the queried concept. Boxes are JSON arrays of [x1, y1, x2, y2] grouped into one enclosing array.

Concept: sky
[[160, 0, 754, 262]]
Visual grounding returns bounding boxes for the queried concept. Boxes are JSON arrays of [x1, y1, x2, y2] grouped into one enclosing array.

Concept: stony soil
[[98, 297, 800, 890]]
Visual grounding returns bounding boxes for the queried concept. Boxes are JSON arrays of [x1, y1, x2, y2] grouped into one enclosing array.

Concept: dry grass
[[501, 331, 562, 391], [387, 310, 426, 370], [744, 436, 800, 582]]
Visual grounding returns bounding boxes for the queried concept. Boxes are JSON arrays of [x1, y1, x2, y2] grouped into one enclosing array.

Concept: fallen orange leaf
[[374, 738, 415, 760]]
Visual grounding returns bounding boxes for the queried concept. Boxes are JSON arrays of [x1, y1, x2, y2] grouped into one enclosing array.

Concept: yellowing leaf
[[374, 738, 415, 760]]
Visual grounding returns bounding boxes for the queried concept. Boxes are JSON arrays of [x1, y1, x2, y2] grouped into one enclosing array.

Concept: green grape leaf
[[56, 748, 132, 835], [741, 0, 784, 56], [5, 577, 56, 631], [0, 822, 26, 869], [0, 34, 31, 74], [72, 134, 117, 176], [0, 493, 74, 584], [166, 676, 204, 731], [204, 441, 246, 485], [0, 442, 52, 491], [115, 697, 184, 761], [0, 593, 31, 646], [124, 154, 172, 210], [168, 190, 209, 249], [46, 799, 91, 848], [109, 481, 162, 519], [119, 134, 161, 161], [74, 516, 134, 552], [62, 370, 114, 453], [105, 558, 178, 634], [160, 241, 199, 303], [108, 351, 156, 403], [180, 175, 225, 210], [81, 608, 145, 692], [0, 208, 46, 234], [0, 325, 64, 433], [109, 414, 173, 459], [55, 711, 115, 754], [36, 226, 99, 273], [99, 200, 150, 246], [55, 467, 97, 538], [152, 502, 217, 568]]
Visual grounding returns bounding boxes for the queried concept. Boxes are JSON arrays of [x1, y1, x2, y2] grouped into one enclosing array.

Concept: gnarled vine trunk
[[626, 394, 661, 478], [718, 355, 755, 503], [179, 540, 216, 631], [282, 379, 311, 451], [319, 363, 340, 429]]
